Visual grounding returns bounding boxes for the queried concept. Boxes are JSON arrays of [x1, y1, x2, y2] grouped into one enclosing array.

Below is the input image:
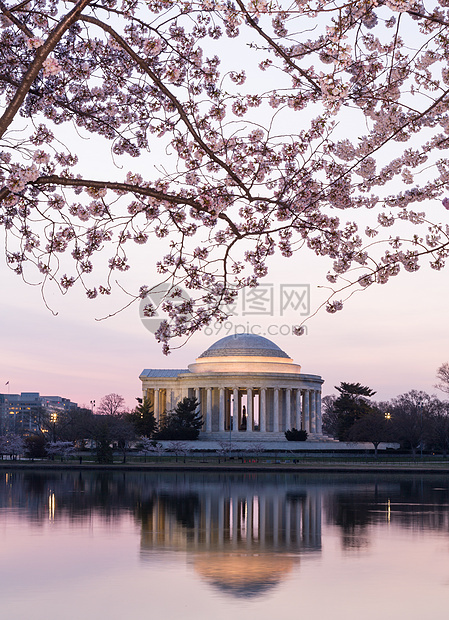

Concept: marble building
[[139, 333, 324, 441]]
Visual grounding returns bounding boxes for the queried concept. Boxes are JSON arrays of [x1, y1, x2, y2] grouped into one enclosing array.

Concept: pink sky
[[1, 5, 448, 413], [1, 244, 447, 410]]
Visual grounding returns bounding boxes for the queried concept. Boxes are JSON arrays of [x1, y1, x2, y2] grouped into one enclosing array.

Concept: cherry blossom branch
[[79, 14, 253, 201], [0, 0, 93, 139], [1, 173, 245, 238], [407, 10, 449, 28], [30, 175, 202, 206], [233, 0, 321, 94], [0, 0, 33, 37], [1, 0, 449, 349]]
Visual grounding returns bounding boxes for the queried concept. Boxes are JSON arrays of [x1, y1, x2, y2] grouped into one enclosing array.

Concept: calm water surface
[[0, 470, 448, 620]]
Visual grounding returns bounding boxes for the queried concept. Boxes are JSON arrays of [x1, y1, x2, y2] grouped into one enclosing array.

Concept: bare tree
[[348, 411, 392, 457], [55, 407, 95, 446], [435, 363, 449, 394], [109, 415, 135, 463], [97, 394, 126, 417], [388, 390, 438, 457], [426, 407, 449, 456], [322, 394, 338, 438]]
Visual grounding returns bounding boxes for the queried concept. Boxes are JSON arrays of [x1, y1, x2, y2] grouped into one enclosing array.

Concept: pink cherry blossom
[[42, 57, 61, 77], [0, 0, 449, 352]]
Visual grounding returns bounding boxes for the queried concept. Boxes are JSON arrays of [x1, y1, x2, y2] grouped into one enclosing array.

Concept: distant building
[[0, 392, 77, 435], [140, 333, 324, 441]]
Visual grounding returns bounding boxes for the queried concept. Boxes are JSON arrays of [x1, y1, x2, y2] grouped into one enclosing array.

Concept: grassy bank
[[2, 454, 449, 473]]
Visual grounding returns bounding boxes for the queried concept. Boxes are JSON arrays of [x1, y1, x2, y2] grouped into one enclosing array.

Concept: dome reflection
[[138, 479, 322, 597], [193, 552, 294, 597]]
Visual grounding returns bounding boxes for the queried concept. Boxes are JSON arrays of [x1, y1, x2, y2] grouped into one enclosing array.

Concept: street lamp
[[418, 399, 423, 458], [384, 412, 391, 420], [90, 400, 96, 451], [50, 411, 58, 442], [229, 395, 232, 455]]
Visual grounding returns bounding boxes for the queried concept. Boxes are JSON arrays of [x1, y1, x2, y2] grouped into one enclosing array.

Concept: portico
[[140, 334, 324, 441]]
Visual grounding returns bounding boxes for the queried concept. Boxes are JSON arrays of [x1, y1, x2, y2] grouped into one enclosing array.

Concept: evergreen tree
[[156, 397, 203, 440], [128, 398, 157, 438], [334, 382, 376, 441], [93, 417, 114, 464], [24, 435, 47, 459]]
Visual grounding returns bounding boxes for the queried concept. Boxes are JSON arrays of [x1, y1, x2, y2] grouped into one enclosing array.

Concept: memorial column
[[302, 389, 309, 433], [310, 390, 317, 434], [295, 389, 302, 430], [233, 388, 239, 432], [260, 388, 267, 433], [285, 388, 292, 431], [154, 389, 160, 426], [219, 388, 225, 432], [246, 388, 253, 433], [273, 388, 280, 433], [316, 390, 322, 435], [206, 387, 212, 432]]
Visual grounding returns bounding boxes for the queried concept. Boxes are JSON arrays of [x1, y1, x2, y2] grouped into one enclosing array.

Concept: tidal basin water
[[1, 470, 449, 620]]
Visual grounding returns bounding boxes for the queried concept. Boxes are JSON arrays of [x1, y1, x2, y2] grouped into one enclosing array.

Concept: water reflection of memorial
[[138, 477, 322, 597], [3, 471, 449, 596]]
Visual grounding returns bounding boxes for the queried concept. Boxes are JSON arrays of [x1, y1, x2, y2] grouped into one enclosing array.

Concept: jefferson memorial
[[139, 333, 324, 441]]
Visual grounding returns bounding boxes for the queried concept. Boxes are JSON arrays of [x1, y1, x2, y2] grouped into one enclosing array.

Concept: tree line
[[0, 393, 202, 463], [4, 360, 449, 461], [323, 374, 449, 456]]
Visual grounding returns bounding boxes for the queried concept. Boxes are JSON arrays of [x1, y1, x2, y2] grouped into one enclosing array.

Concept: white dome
[[189, 334, 300, 375], [199, 334, 290, 359]]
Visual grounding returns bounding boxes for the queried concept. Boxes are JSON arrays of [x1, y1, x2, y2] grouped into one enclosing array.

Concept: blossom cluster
[[0, 0, 449, 350]]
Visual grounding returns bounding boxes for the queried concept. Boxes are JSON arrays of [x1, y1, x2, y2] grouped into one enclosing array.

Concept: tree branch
[[0, 0, 92, 139], [0, 175, 244, 237], [234, 0, 321, 93], [0, 0, 33, 37], [79, 14, 253, 200]]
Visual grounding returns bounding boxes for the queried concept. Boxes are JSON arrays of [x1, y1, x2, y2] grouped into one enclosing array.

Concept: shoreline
[[2, 460, 449, 474]]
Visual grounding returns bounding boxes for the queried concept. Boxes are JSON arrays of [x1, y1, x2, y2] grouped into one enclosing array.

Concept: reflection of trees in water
[[135, 491, 200, 533], [387, 480, 449, 532], [1, 471, 142, 523], [325, 492, 373, 549], [324, 477, 449, 550], [3, 470, 449, 546], [160, 493, 200, 530], [4, 470, 449, 598], [0, 470, 323, 599]]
